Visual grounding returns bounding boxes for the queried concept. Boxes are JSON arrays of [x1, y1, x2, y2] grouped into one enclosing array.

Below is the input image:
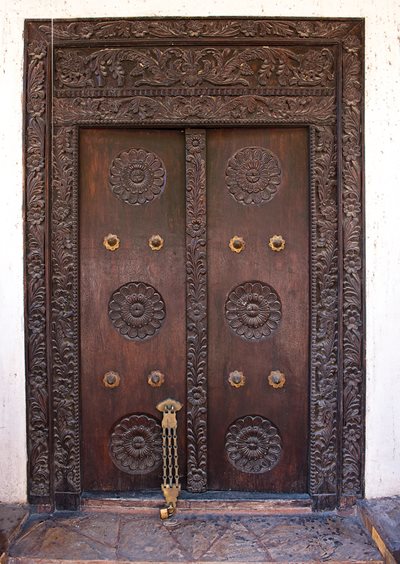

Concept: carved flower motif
[[108, 282, 166, 341], [189, 134, 205, 152], [344, 199, 361, 218], [225, 415, 282, 473], [186, 216, 206, 238], [109, 148, 166, 206], [225, 281, 282, 341], [109, 414, 162, 475], [188, 469, 207, 492], [188, 386, 207, 406], [225, 147, 282, 205], [187, 301, 207, 323]]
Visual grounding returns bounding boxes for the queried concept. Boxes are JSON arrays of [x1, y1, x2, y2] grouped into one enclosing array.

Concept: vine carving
[[51, 126, 80, 493], [25, 40, 49, 499], [53, 95, 336, 126], [309, 125, 339, 497], [55, 46, 335, 90], [186, 131, 208, 493]]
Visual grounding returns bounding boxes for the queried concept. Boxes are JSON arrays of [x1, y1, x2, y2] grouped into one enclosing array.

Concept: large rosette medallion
[[108, 282, 166, 341], [225, 281, 282, 341], [225, 415, 282, 474], [109, 414, 162, 475], [225, 146, 281, 205], [109, 148, 166, 205]]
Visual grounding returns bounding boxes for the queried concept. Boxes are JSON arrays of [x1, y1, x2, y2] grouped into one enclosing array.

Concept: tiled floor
[[8, 510, 382, 563]]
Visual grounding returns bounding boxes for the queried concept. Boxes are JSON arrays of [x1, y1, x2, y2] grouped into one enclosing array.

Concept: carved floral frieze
[[54, 46, 335, 91]]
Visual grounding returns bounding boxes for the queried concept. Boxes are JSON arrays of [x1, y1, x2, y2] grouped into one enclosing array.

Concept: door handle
[[156, 398, 182, 519]]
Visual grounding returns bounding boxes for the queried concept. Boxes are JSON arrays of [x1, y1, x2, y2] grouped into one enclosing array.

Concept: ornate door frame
[[24, 17, 364, 511]]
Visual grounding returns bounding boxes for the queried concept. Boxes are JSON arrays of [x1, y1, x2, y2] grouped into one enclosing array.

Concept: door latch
[[156, 398, 182, 519]]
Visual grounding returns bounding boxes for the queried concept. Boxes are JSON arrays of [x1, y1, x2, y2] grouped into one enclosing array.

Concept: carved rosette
[[109, 414, 162, 475], [108, 282, 166, 341], [225, 416, 282, 473], [186, 131, 207, 492], [225, 281, 282, 340], [226, 147, 282, 205], [25, 40, 50, 499], [109, 148, 166, 205]]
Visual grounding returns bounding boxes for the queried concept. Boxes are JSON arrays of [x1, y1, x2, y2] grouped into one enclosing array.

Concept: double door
[[79, 126, 309, 494]]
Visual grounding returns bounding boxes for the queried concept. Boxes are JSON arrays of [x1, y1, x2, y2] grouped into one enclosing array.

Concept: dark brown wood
[[80, 129, 186, 491], [23, 17, 365, 510], [207, 127, 309, 492]]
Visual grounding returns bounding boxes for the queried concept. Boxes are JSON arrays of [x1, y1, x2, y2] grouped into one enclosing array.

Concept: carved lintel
[[186, 130, 208, 493], [54, 46, 335, 91], [53, 95, 336, 126], [39, 19, 354, 42]]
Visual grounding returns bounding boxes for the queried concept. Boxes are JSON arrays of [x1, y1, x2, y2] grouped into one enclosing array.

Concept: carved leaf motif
[[54, 95, 336, 125], [40, 19, 353, 41]]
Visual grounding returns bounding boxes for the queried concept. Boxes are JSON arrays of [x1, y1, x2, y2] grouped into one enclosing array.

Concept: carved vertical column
[[309, 125, 340, 509], [341, 28, 364, 502], [51, 126, 81, 508], [25, 38, 50, 503], [185, 130, 208, 492]]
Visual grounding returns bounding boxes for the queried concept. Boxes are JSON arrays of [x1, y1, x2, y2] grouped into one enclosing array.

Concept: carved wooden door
[[79, 126, 309, 493]]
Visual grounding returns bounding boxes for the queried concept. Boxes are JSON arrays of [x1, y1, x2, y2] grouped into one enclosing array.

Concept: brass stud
[[228, 370, 246, 388], [103, 371, 121, 389], [268, 370, 286, 389], [148, 370, 165, 388], [229, 236, 245, 253], [149, 234, 164, 251], [103, 233, 120, 251], [268, 235, 285, 252]]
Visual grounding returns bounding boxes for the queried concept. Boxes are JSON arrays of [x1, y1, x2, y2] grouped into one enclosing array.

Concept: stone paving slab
[[0, 503, 28, 561], [358, 497, 400, 563], [8, 511, 382, 563]]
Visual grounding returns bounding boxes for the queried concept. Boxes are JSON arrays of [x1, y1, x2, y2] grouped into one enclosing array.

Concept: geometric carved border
[[24, 17, 364, 510]]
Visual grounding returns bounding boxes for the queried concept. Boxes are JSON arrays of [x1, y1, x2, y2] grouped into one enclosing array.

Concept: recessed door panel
[[80, 128, 186, 491], [207, 128, 310, 492]]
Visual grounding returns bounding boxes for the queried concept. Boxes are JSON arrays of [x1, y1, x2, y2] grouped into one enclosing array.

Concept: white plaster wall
[[1, 0, 399, 502]]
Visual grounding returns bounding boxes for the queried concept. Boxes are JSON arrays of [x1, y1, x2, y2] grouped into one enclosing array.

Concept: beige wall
[[1, 0, 399, 502]]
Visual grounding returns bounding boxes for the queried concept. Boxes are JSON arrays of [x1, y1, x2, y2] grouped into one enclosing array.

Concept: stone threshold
[[81, 491, 312, 516]]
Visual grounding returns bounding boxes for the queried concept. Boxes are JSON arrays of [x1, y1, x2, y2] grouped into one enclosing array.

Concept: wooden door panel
[[80, 128, 186, 491], [207, 128, 310, 492]]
